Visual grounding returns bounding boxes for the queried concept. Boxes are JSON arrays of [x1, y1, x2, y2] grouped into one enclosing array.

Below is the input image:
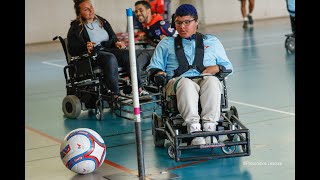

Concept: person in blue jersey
[[286, 0, 295, 34], [147, 4, 233, 145], [67, 0, 150, 98], [134, 0, 176, 72], [135, 0, 176, 46]]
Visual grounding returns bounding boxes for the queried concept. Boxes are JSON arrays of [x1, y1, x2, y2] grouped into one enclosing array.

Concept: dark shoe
[[243, 21, 248, 29], [247, 15, 254, 25]]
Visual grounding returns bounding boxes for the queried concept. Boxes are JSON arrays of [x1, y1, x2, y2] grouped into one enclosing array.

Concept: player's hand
[[87, 41, 96, 54], [157, 71, 167, 76], [115, 41, 126, 49]]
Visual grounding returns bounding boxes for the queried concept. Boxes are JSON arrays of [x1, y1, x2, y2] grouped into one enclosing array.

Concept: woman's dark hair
[[73, 0, 86, 16]]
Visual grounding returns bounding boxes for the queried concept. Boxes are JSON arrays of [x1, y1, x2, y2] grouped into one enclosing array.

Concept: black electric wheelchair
[[53, 36, 160, 121], [285, 12, 295, 54], [150, 67, 251, 161]]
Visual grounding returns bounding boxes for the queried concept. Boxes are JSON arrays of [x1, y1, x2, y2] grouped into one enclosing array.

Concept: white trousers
[[165, 76, 222, 126]]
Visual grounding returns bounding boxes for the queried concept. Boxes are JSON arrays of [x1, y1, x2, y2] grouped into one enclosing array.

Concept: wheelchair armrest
[[216, 65, 232, 78], [154, 74, 167, 87], [72, 53, 97, 60]]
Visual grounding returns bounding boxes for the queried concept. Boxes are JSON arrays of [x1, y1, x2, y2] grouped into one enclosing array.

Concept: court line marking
[[229, 100, 295, 116], [225, 41, 283, 51], [221, 32, 286, 43], [42, 61, 65, 67]]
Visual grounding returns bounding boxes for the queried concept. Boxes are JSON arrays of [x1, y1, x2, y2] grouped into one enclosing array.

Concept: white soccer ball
[[60, 128, 106, 174]]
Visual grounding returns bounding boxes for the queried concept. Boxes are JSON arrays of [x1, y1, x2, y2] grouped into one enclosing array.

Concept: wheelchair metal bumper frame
[[155, 111, 250, 162]]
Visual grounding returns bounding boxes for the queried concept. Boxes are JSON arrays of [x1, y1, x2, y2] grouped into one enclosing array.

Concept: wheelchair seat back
[[53, 36, 104, 86]]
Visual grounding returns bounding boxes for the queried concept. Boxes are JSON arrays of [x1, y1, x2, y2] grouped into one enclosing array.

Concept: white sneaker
[[203, 122, 216, 132], [187, 123, 202, 133], [205, 136, 218, 144], [203, 122, 217, 144], [187, 123, 206, 145], [218, 135, 229, 142], [191, 137, 206, 145]]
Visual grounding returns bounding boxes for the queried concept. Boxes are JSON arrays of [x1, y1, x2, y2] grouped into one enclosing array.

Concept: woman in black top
[[68, 0, 149, 97]]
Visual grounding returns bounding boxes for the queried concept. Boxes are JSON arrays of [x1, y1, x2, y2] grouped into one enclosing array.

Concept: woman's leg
[[96, 51, 119, 94], [108, 49, 143, 88]]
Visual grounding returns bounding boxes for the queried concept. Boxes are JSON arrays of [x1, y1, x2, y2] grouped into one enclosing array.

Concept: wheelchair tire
[[221, 140, 237, 154], [152, 112, 165, 147], [167, 145, 180, 159], [285, 36, 295, 54], [95, 99, 104, 120], [226, 106, 239, 140], [62, 95, 81, 119], [167, 145, 175, 159]]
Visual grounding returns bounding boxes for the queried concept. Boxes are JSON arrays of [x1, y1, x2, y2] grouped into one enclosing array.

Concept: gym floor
[[25, 17, 295, 180]]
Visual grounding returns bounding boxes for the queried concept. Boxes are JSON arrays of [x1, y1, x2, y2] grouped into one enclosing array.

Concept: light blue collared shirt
[[287, 0, 295, 17], [85, 19, 109, 46], [147, 34, 233, 80]]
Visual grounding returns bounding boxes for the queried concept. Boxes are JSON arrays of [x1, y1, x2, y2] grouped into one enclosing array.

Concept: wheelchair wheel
[[285, 36, 295, 54], [152, 112, 165, 147], [167, 145, 180, 159], [168, 145, 175, 159], [62, 95, 81, 119], [95, 99, 104, 120], [221, 140, 237, 154]]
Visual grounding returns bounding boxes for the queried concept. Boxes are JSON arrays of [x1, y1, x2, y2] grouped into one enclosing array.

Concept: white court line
[[42, 61, 64, 68], [229, 100, 295, 116], [225, 41, 282, 51], [221, 33, 285, 43], [46, 59, 65, 62]]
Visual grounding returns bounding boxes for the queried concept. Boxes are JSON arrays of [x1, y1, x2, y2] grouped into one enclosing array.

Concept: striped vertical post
[[126, 8, 145, 179]]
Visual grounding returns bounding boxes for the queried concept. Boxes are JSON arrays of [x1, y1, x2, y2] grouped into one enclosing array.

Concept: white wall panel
[[25, 0, 291, 44]]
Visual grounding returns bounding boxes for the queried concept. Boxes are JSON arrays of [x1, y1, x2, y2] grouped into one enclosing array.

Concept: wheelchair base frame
[[152, 107, 251, 162]]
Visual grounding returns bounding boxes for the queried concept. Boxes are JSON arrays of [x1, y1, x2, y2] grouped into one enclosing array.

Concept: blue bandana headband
[[175, 4, 198, 17]]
